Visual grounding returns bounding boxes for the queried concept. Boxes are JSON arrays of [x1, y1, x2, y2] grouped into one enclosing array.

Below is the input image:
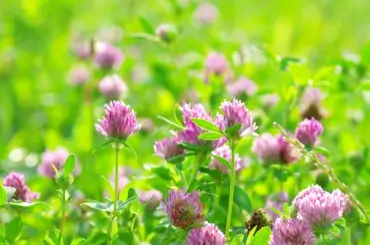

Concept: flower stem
[[344, 226, 351, 245], [108, 145, 120, 244], [59, 189, 66, 245], [225, 143, 236, 240], [187, 154, 202, 191]]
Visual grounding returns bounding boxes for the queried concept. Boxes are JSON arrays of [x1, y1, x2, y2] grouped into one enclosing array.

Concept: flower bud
[[155, 24, 178, 43]]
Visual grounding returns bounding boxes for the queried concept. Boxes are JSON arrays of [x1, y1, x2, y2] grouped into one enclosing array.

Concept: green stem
[[344, 225, 351, 245], [180, 170, 188, 188], [225, 143, 236, 240], [322, 234, 327, 245], [187, 154, 202, 191], [108, 145, 120, 244], [59, 189, 66, 245]]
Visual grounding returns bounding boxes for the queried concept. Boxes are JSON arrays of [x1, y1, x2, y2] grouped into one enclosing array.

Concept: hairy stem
[[108, 145, 120, 244], [59, 189, 66, 245], [274, 122, 370, 221], [225, 143, 236, 240], [187, 154, 203, 191]]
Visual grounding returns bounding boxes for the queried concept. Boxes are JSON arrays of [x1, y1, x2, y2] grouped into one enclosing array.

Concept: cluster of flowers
[[69, 34, 128, 100], [154, 99, 256, 166], [162, 189, 226, 245], [269, 185, 351, 244], [252, 117, 323, 164]]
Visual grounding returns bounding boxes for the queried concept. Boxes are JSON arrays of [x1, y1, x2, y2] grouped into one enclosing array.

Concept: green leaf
[[211, 154, 230, 168], [314, 146, 331, 159], [252, 226, 272, 245], [81, 201, 114, 212], [268, 206, 286, 219], [198, 132, 223, 141], [93, 139, 116, 153], [280, 57, 301, 71], [122, 142, 137, 159], [117, 196, 138, 212], [191, 118, 220, 132], [9, 202, 52, 210], [157, 115, 185, 130], [174, 104, 184, 126], [234, 186, 252, 212], [62, 154, 75, 175], [225, 124, 242, 137], [0, 186, 7, 206], [199, 167, 223, 179], [101, 176, 114, 200], [42, 229, 62, 245], [151, 166, 173, 181], [71, 238, 85, 245], [177, 142, 199, 151], [5, 217, 22, 243], [246, 226, 257, 245], [139, 16, 155, 34], [3, 186, 16, 201]]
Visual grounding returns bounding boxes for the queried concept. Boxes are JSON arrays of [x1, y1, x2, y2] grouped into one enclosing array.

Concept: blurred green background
[[1, 0, 370, 244]]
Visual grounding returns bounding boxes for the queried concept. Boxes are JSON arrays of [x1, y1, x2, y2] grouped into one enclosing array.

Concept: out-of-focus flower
[[68, 65, 90, 85], [155, 24, 178, 43], [210, 145, 244, 174], [180, 103, 211, 125], [293, 185, 343, 227], [252, 133, 281, 163], [139, 190, 163, 208], [38, 147, 80, 178], [246, 209, 271, 234], [95, 26, 123, 43], [94, 42, 124, 69], [154, 137, 185, 160], [227, 77, 258, 98], [162, 189, 204, 229], [218, 99, 257, 140], [138, 118, 155, 133], [295, 118, 323, 147], [98, 74, 127, 100], [193, 3, 219, 25], [269, 218, 316, 245], [205, 52, 228, 77], [71, 40, 91, 60], [95, 101, 141, 140], [260, 94, 280, 109], [277, 136, 301, 164], [3, 172, 39, 202], [265, 192, 289, 223], [186, 222, 226, 245], [300, 87, 326, 120]]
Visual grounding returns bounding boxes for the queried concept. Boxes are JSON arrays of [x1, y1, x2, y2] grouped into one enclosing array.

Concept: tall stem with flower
[[216, 99, 257, 240], [95, 101, 141, 244]]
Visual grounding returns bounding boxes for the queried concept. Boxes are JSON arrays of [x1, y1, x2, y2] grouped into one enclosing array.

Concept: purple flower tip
[[95, 101, 141, 139], [186, 222, 226, 245], [219, 99, 257, 139], [295, 118, 323, 147], [94, 42, 124, 69], [99, 74, 127, 100], [3, 172, 39, 202], [269, 218, 316, 245], [162, 189, 204, 229], [293, 185, 344, 227], [139, 190, 163, 208]]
